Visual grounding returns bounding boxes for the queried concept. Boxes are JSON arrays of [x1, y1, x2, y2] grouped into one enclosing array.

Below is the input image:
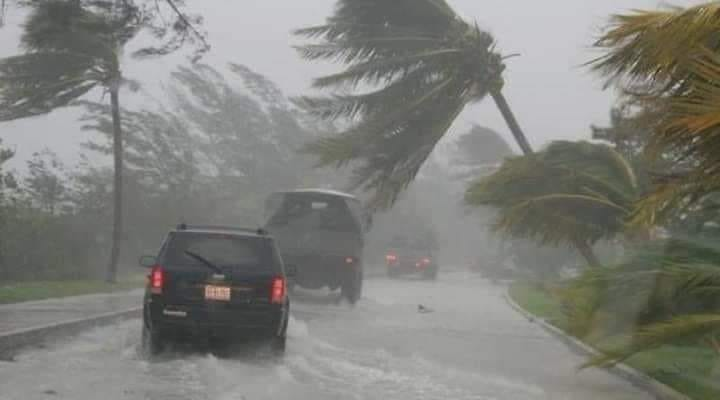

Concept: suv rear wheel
[[141, 318, 164, 356]]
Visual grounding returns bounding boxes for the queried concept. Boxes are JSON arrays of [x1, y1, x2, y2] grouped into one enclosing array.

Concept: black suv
[[139, 225, 291, 355]]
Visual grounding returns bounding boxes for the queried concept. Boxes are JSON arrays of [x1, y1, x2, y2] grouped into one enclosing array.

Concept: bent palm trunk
[[490, 89, 601, 267], [491, 90, 532, 155]]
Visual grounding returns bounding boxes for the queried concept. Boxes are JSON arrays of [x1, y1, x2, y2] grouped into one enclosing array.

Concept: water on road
[[0, 272, 652, 400]]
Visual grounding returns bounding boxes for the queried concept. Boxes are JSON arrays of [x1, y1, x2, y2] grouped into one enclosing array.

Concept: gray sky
[[0, 0, 701, 169]]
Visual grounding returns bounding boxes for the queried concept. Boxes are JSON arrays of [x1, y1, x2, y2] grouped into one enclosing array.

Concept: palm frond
[[466, 141, 638, 247], [592, 4, 720, 223], [311, 48, 462, 89], [0, 52, 100, 120], [592, 4, 720, 90]]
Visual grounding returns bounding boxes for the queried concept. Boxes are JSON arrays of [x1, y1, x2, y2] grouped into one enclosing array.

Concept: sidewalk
[[0, 289, 142, 357], [0, 289, 142, 335]]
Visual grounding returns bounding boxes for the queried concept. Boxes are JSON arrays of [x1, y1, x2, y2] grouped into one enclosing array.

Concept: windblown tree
[[0, 0, 205, 282], [295, 0, 532, 208], [567, 2, 720, 369], [465, 141, 639, 267], [590, 2, 720, 228], [25, 149, 67, 214], [451, 125, 514, 182]]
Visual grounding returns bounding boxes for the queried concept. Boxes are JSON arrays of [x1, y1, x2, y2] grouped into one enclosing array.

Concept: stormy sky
[[0, 0, 702, 168]]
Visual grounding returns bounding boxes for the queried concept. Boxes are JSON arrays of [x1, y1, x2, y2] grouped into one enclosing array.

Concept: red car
[[385, 236, 438, 280]]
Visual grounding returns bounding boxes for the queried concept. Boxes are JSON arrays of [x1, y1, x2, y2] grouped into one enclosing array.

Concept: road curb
[[503, 289, 690, 400], [0, 307, 141, 359]]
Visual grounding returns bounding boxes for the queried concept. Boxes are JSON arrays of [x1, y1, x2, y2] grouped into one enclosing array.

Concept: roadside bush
[[0, 204, 97, 281], [556, 238, 720, 342]]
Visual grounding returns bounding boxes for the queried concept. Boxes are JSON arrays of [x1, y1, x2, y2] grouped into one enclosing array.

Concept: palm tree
[[465, 141, 639, 267], [0, 0, 138, 282], [590, 2, 720, 227], [294, 0, 532, 208]]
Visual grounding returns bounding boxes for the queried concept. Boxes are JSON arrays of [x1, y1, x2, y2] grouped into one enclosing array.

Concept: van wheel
[[341, 268, 363, 304], [271, 334, 286, 355]]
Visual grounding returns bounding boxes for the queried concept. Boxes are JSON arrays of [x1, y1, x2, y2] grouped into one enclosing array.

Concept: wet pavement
[[0, 289, 142, 334], [0, 271, 653, 400]]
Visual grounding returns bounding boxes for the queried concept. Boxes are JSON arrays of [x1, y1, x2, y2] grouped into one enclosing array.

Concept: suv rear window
[[162, 232, 277, 272]]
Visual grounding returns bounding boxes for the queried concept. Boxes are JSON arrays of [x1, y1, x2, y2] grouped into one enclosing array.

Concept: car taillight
[[421, 257, 431, 265], [150, 265, 164, 294], [270, 276, 286, 304], [345, 256, 354, 264], [386, 254, 398, 263]]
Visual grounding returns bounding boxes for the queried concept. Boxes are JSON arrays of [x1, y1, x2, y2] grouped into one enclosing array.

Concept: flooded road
[[0, 272, 652, 400]]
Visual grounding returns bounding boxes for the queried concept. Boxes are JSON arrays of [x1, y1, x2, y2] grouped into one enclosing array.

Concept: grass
[[509, 281, 720, 400], [0, 275, 145, 304]]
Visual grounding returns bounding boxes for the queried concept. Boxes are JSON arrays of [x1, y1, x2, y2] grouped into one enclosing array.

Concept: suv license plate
[[205, 285, 231, 301]]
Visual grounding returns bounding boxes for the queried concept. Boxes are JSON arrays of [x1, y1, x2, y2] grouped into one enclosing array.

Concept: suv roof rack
[[176, 224, 267, 236]]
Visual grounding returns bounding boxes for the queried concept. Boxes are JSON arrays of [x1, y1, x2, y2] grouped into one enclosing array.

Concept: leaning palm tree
[[0, 0, 138, 282], [295, 0, 532, 208], [591, 3, 720, 227], [465, 141, 639, 267]]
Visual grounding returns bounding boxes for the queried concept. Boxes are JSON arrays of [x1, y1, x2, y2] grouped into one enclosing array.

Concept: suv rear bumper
[[284, 254, 359, 288], [146, 300, 287, 339]]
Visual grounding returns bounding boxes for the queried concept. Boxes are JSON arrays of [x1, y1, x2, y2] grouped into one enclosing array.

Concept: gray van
[[264, 189, 365, 303]]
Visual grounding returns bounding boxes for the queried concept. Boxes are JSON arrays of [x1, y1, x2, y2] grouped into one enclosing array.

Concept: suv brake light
[[150, 265, 164, 294], [386, 254, 398, 263], [270, 276, 286, 304]]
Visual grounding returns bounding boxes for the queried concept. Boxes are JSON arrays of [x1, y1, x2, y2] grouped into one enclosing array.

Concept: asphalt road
[[0, 271, 653, 400]]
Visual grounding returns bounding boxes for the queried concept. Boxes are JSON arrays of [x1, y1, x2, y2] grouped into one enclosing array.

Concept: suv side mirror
[[285, 264, 297, 278], [139, 255, 157, 268]]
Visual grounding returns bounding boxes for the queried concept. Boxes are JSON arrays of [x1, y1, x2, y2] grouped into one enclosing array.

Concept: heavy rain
[[0, 1, 718, 399]]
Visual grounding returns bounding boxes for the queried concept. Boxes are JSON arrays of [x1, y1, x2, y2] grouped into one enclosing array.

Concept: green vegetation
[[510, 282, 720, 400], [0, 275, 144, 304], [466, 141, 638, 267], [508, 283, 566, 327]]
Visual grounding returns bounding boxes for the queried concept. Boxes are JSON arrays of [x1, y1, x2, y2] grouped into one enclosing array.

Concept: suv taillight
[[150, 265, 164, 294], [270, 276, 286, 304]]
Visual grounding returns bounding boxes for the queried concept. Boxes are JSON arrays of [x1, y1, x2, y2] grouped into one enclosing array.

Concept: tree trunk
[[575, 240, 601, 268], [490, 89, 602, 267], [491, 90, 533, 155], [106, 82, 123, 283]]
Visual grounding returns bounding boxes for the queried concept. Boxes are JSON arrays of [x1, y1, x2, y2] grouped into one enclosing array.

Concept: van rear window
[[266, 194, 360, 233], [162, 233, 276, 271]]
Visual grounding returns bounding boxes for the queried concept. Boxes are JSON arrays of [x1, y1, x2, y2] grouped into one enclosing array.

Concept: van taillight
[[270, 276, 286, 304], [150, 266, 164, 294]]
